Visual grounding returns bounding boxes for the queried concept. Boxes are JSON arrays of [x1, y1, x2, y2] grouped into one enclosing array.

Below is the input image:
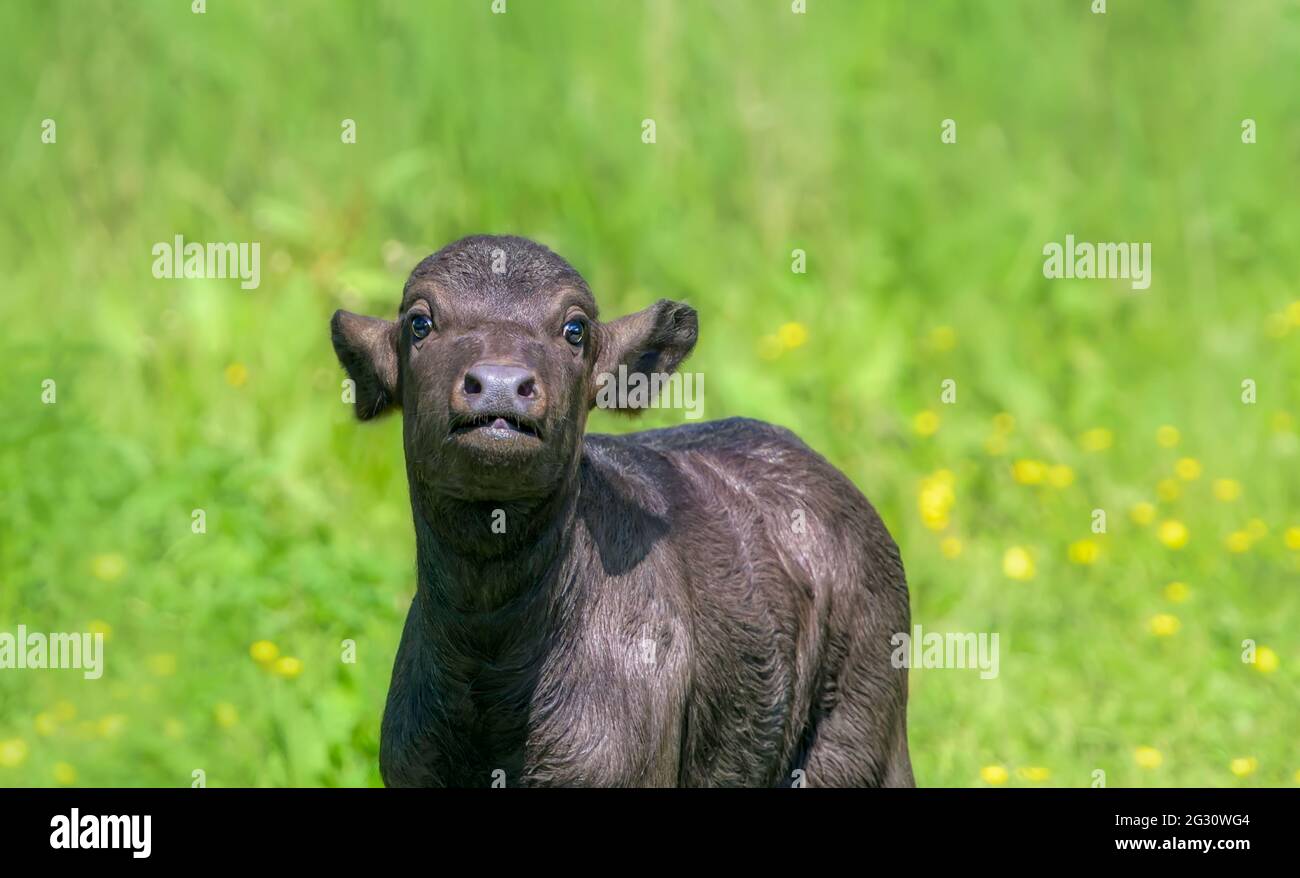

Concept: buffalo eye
[[562, 318, 586, 347], [411, 314, 433, 340]]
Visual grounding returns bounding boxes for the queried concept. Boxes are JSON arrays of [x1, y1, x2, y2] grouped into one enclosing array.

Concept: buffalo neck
[[410, 475, 581, 630]]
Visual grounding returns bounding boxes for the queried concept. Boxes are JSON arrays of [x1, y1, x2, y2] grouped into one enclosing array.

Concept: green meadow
[[0, 0, 1296, 787]]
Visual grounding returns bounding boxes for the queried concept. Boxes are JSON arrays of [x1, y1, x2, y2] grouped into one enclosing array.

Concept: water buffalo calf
[[331, 235, 913, 787]]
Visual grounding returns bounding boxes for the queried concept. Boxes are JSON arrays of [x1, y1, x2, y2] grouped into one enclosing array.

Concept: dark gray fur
[[331, 235, 913, 787]]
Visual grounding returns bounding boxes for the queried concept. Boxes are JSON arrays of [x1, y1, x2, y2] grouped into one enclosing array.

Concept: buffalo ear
[[591, 299, 698, 413], [330, 310, 400, 420]]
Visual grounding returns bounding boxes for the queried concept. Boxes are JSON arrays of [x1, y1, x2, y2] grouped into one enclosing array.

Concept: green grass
[[0, 0, 1296, 787]]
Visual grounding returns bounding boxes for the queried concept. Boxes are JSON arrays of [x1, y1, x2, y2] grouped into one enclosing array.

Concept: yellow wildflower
[[912, 410, 940, 437], [249, 640, 279, 664], [1012, 459, 1047, 485], [147, 653, 177, 677], [1212, 479, 1242, 502], [1254, 646, 1279, 674], [1003, 547, 1035, 581], [34, 712, 58, 736], [1225, 531, 1252, 553], [1068, 539, 1099, 565], [0, 739, 28, 767], [214, 703, 239, 729], [776, 322, 808, 350], [52, 762, 77, 785], [1047, 464, 1075, 488], [96, 714, 127, 738], [1080, 428, 1113, 452], [1230, 757, 1258, 778], [1130, 502, 1156, 526], [927, 325, 957, 352], [272, 656, 304, 679], [91, 553, 126, 583], [918, 472, 956, 532], [1156, 520, 1188, 549], [980, 765, 1009, 785], [1149, 614, 1181, 637], [1134, 747, 1163, 769]]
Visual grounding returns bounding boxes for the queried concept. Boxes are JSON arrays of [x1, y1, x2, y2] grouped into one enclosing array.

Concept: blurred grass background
[[0, 0, 1297, 787]]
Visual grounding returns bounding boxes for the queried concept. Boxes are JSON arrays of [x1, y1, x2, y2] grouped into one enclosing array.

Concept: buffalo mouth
[[449, 412, 543, 442]]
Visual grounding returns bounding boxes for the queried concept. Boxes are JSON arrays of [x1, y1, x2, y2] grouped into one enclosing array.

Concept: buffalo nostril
[[517, 378, 536, 399], [464, 373, 483, 396]]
